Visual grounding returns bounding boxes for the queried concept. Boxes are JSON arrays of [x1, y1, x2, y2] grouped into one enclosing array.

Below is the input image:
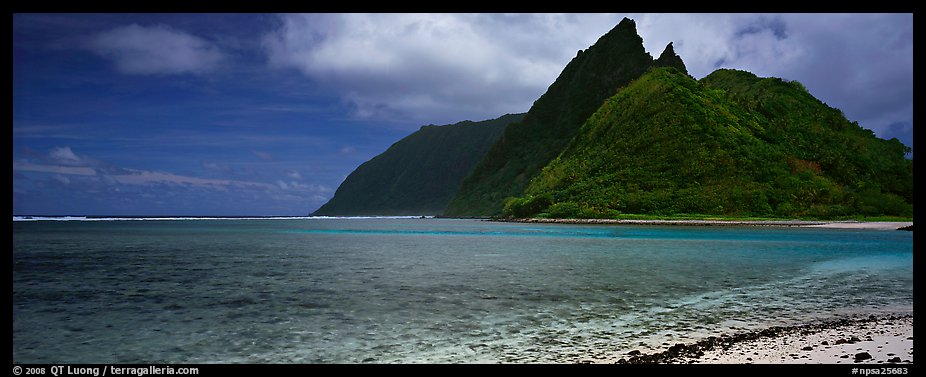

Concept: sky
[[12, 13, 914, 216]]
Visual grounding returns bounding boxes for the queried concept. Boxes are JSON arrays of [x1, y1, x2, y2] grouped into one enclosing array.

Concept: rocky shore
[[612, 314, 913, 364]]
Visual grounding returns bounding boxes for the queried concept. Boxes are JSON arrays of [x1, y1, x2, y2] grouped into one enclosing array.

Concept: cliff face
[[653, 42, 687, 74], [315, 17, 910, 220], [312, 113, 524, 216], [445, 18, 686, 216]]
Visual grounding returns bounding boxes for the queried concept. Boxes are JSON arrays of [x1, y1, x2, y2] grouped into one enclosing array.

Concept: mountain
[[312, 113, 525, 216], [313, 17, 910, 219], [444, 18, 685, 217], [502, 67, 912, 219], [653, 42, 687, 74]]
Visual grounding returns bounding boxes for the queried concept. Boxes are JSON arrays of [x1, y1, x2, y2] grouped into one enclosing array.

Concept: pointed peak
[[617, 17, 636, 29], [593, 17, 639, 43], [611, 17, 638, 35], [590, 17, 645, 54], [654, 41, 688, 75]]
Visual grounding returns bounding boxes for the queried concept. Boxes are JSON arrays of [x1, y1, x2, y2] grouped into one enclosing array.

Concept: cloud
[[338, 146, 356, 155], [49, 146, 85, 165], [253, 150, 274, 161], [201, 160, 233, 173], [633, 13, 912, 142], [14, 147, 337, 206], [106, 169, 270, 189], [633, 14, 800, 80], [262, 13, 910, 143], [275, 179, 332, 194], [263, 13, 622, 124], [13, 161, 97, 176], [87, 23, 225, 75], [14, 159, 273, 190], [15, 146, 273, 191], [53, 175, 71, 185]]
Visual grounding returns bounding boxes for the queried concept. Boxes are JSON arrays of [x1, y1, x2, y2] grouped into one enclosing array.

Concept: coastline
[[610, 313, 913, 364], [498, 218, 913, 230]]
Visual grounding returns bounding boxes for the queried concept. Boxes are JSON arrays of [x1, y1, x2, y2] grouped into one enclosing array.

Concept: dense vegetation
[[313, 113, 524, 216], [444, 18, 687, 217], [502, 68, 912, 219], [315, 17, 911, 220]]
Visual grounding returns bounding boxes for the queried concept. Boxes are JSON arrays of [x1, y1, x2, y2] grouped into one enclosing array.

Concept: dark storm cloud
[[734, 16, 788, 40]]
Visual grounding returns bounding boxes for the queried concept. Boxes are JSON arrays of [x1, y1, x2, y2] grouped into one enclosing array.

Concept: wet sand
[[611, 314, 913, 364]]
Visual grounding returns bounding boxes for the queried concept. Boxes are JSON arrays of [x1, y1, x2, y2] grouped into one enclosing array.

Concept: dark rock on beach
[[615, 314, 913, 364]]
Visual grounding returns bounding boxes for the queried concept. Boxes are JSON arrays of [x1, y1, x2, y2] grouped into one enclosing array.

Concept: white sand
[[802, 222, 912, 230], [692, 317, 913, 364]]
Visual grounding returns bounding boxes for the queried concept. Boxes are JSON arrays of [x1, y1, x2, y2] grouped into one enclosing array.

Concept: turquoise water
[[12, 218, 913, 363]]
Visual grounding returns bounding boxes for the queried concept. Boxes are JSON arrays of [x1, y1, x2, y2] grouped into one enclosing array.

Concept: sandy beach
[[502, 218, 913, 230], [803, 222, 913, 230], [612, 314, 913, 364]]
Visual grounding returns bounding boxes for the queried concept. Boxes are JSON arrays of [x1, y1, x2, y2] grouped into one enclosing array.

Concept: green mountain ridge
[[503, 67, 912, 219], [312, 17, 911, 220], [312, 113, 525, 216], [444, 18, 685, 217]]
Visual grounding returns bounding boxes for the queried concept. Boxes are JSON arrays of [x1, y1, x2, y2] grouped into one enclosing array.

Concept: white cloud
[[633, 13, 799, 79], [262, 13, 911, 141], [87, 23, 225, 75], [338, 146, 356, 155], [275, 179, 332, 194], [634, 13, 912, 139], [201, 160, 227, 171], [53, 175, 71, 185], [263, 13, 623, 124], [110, 169, 274, 190], [49, 146, 84, 165], [287, 170, 302, 179], [253, 150, 274, 161], [13, 161, 97, 176], [15, 147, 277, 191]]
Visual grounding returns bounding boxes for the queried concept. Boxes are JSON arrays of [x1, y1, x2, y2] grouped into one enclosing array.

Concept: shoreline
[[611, 313, 913, 364], [497, 218, 913, 230]]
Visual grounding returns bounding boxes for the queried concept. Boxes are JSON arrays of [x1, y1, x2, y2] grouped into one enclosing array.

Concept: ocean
[[12, 218, 913, 363]]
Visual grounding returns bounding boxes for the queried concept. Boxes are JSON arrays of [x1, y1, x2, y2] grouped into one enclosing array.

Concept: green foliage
[[505, 67, 912, 219], [313, 113, 525, 216], [502, 194, 553, 218], [546, 202, 582, 218], [330, 20, 911, 221], [445, 18, 686, 217]]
